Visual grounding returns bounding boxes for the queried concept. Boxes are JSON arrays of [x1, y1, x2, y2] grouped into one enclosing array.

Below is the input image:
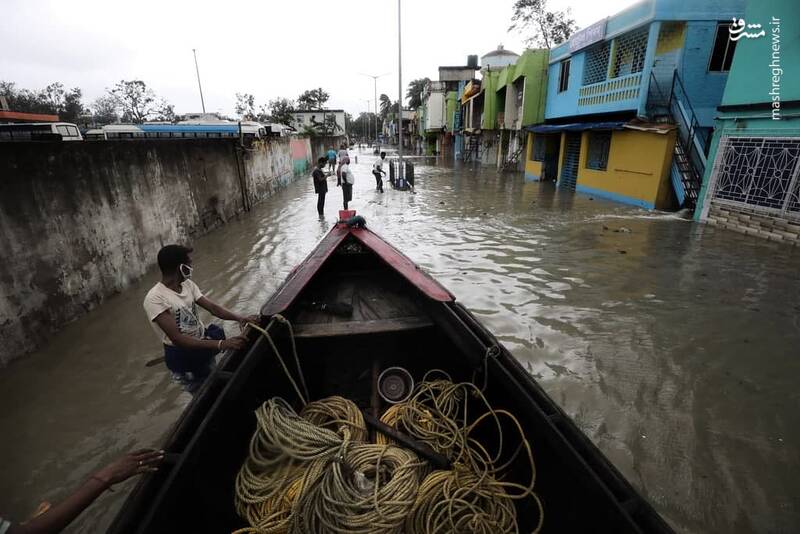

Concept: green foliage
[[0, 80, 86, 122], [509, 0, 577, 49], [91, 95, 120, 125], [265, 97, 295, 127], [108, 80, 174, 124], [235, 93, 257, 120], [406, 78, 430, 109], [296, 88, 330, 110], [350, 112, 377, 138]]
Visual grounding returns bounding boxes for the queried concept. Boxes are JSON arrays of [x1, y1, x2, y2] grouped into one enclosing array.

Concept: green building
[[696, 0, 800, 244]]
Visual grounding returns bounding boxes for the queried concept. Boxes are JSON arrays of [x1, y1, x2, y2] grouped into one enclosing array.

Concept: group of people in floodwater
[[313, 144, 389, 216], [0, 144, 407, 533]]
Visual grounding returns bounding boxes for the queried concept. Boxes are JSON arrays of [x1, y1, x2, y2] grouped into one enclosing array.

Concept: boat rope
[[247, 315, 310, 406], [233, 378, 543, 533]]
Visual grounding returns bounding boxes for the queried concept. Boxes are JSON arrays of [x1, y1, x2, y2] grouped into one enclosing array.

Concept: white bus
[[0, 122, 83, 141]]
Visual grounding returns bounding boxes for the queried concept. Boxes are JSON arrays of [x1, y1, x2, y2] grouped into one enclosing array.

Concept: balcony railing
[[577, 72, 642, 108]]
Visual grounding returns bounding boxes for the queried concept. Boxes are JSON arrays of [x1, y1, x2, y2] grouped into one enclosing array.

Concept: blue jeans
[[164, 324, 225, 393]]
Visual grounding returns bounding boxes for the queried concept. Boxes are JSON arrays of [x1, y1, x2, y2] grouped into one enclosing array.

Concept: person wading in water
[[143, 245, 255, 393], [372, 151, 386, 192], [312, 157, 328, 216], [340, 157, 355, 209]]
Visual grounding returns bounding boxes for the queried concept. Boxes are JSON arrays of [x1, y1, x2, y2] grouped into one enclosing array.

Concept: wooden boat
[[108, 211, 673, 533]]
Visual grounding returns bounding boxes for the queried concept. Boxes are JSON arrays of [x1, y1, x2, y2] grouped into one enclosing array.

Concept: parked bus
[[0, 122, 83, 141], [88, 122, 267, 140]]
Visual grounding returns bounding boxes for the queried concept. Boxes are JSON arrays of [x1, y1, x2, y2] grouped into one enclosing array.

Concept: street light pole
[[359, 72, 388, 146], [397, 0, 403, 167], [365, 99, 371, 141], [192, 48, 206, 114]]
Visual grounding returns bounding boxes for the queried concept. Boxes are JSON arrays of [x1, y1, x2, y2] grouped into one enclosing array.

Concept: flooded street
[[1, 150, 799, 533]]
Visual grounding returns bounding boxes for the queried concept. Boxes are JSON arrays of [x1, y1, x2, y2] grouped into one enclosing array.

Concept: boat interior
[[110, 230, 671, 533]]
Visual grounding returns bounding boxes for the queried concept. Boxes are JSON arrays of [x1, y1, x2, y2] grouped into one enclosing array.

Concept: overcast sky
[[1, 0, 639, 118]]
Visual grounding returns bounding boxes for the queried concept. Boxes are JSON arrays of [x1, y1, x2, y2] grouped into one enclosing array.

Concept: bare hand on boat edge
[[94, 448, 165, 485], [222, 335, 248, 351]]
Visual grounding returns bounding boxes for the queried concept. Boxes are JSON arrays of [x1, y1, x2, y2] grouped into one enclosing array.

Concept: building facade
[[695, 0, 800, 244], [289, 109, 346, 136], [525, 0, 745, 210]]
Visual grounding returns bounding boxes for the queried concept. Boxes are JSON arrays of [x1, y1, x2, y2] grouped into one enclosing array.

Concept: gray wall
[[0, 137, 304, 365]]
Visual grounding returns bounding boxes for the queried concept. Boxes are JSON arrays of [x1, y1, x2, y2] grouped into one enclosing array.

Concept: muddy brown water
[[0, 150, 798, 533]]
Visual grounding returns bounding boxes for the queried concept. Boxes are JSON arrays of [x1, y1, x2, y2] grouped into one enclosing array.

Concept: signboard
[[569, 19, 607, 53]]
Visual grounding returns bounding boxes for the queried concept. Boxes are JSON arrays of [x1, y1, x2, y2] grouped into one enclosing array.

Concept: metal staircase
[[501, 143, 525, 172], [648, 71, 709, 210], [463, 135, 480, 162]]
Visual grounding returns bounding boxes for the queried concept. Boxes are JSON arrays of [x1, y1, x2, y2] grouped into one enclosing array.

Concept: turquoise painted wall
[[694, 0, 800, 221], [719, 0, 800, 106]]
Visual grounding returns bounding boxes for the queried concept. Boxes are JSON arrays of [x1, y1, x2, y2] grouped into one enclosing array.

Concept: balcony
[[577, 72, 643, 110]]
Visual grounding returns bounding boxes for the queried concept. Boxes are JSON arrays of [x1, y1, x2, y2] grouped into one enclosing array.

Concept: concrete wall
[[0, 137, 307, 365], [575, 129, 676, 209]]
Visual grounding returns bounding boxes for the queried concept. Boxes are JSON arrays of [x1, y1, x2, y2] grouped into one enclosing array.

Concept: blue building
[[526, 0, 745, 210]]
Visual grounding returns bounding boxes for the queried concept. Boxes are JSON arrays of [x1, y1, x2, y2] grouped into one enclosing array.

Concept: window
[[583, 42, 611, 85], [66, 126, 79, 137], [558, 59, 570, 93], [611, 26, 648, 78], [709, 22, 738, 72], [531, 136, 546, 161], [56, 125, 69, 136], [586, 131, 611, 170]]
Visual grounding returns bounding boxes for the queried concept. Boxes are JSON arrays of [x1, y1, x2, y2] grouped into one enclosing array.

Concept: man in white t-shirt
[[340, 158, 355, 209], [143, 244, 255, 392]]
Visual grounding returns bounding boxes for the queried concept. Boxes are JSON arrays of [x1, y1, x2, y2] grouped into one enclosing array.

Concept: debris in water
[[602, 225, 609, 231], [614, 227, 632, 233], [618, 250, 627, 254]]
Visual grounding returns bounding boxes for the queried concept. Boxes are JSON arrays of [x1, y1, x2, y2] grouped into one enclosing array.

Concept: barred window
[[558, 59, 570, 93], [583, 42, 610, 85], [586, 131, 611, 170], [531, 136, 546, 161], [611, 26, 649, 78]]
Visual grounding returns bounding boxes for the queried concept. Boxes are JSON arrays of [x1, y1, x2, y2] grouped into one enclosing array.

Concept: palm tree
[[406, 78, 430, 109], [379, 94, 392, 119]]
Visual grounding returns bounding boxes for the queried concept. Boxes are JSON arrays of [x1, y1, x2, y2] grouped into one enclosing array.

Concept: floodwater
[[0, 150, 799, 533]]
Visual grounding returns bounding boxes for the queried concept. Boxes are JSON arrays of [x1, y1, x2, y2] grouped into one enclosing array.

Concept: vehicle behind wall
[[0, 122, 83, 141]]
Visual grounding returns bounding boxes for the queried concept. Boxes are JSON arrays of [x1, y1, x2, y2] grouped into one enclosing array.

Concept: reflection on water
[[0, 150, 798, 533]]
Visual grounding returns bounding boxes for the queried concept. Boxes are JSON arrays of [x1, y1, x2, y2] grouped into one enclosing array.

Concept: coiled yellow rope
[[234, 379, 543, 533]]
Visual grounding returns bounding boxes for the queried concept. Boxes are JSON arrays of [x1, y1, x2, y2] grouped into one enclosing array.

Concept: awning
[[525, 121, 626, 133], [525, 120, 676, 135]]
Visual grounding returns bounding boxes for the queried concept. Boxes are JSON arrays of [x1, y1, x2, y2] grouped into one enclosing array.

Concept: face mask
[[179, 263, 193, 279]]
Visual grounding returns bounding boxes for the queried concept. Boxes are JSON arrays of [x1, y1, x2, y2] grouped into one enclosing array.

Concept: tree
[[406, 78, 430, 109], [108, 80, 174, 123], [91, 95, 119, 125], [235, 93, 257, 120], [509, 0, 577, 49], [0, 80, 85, 121], [296, 88, 329, 110], [265, 97, 295, 128], [350, 112, 377, 138], [379, 94, 392, 119]]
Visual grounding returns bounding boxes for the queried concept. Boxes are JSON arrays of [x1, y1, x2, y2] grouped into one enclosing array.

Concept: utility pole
[[360, 72, 388, 145], [397, 0, 403, 168], [192, 49, 206, 114], [365, 99, 371, 141]]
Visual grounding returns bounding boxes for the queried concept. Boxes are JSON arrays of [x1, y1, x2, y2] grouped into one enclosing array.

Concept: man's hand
[[94, 449, 164, 487], [222, 336, 248, 351], [239, 314, 260, 329]]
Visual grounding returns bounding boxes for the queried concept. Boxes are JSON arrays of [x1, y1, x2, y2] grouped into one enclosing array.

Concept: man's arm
[[153, 311, 246, 351], [196, 296, 254, 323], [9, 450, 163, 534]]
